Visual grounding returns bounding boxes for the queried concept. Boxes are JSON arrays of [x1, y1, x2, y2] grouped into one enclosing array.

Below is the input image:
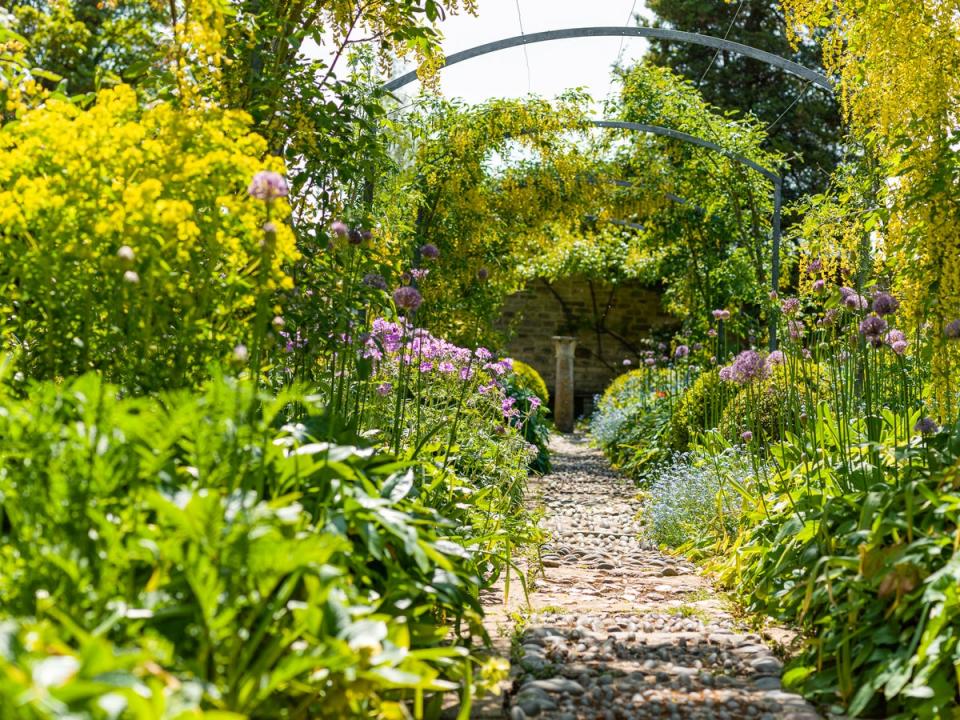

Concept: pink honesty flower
[[248, 171, 289, 201], [376, 382, 392, 396], [529, 396, 542, 409]]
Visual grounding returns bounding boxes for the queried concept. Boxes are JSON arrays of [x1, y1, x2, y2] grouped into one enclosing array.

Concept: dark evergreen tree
[[640, 0, 842, 200]]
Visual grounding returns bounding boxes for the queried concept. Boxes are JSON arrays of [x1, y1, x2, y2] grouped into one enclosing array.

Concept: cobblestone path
[[485, 434, 820, 720]]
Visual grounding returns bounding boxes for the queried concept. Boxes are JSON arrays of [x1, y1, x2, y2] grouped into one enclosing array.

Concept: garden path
[[473, 434, 820, 720]]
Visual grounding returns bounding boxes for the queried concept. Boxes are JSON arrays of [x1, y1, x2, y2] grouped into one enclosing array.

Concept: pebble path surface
[[479, 434, 820, 720]]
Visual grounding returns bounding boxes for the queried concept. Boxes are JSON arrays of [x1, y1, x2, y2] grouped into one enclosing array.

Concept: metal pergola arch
[[382, 27, 835, 348], [382, 26, 833, 94]]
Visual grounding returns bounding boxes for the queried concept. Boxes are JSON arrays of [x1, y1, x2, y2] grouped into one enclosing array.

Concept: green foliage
[[643, 0, 841, 200], [591, 365, 696, 480], [599, 63, 786, 329], [664, 369, 732, 451], [510, 360, 549, 404], [502, 368, 552, 474], [717, 360, 825, 444], [376, 93, 604, 343], [0, 373, 522, 716]]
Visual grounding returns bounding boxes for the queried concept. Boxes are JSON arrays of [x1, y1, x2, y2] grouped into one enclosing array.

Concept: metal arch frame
[[382, 26, 833, 94], [378, 28, 819, 348], [596, 119, 783, 348]]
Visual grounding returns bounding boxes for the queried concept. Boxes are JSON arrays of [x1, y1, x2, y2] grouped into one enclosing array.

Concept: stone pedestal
[[552, 336, 576, 433]]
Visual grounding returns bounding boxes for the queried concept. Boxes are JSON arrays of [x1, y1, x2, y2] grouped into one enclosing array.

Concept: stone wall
[[497, 276, 677, 417]]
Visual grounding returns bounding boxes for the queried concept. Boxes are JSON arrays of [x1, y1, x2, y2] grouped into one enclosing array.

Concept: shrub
[[511, 359, 549, 404], [717, 360, 824, 444], [0, 85, 298, 390], [664, 369, 732, 450]]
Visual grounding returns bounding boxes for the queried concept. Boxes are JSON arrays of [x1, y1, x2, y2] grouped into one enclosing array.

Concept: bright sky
[[397, 1, 651, 106]]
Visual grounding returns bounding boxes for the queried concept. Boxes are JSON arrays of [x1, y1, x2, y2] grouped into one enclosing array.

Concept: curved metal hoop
[[382, 26, 833, 94], [596, 120, 783, 348], [593, 120, 779, 182]]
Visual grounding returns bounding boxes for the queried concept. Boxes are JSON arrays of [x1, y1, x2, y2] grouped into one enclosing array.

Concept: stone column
[[552, 336, 576, 433]]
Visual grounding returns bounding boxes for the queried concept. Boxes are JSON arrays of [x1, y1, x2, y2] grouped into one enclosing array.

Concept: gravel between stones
[[497, 434, 819, 720]]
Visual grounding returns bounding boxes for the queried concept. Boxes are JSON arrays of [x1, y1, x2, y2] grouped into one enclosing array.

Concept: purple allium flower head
[[788, 320, 805, 340], [769, 291, 779, 301], [248, 171, 288, 201], [658, 342, 667, 352], [891, 341, 908, 355], [817, 308, 840, 327], [393, 286, 423, 312], [872, 292, 900, 316], [885, 329, 906, 346], [530, 396, 542, 410], [674, 345, 690, 359], [840, 287, 868, 311], [710, 356, 717, 365], [420, 243, 440, 260], [812, 278, 827, 294], [721, 350, 767, 385], [807, 258, 823, 274], [376, 382, 392, 396], [623, 358, 632, 366], [802, 348, 813, 360], [718, 365, 733, 381], [644, 358, 656, 367], [741, 430, 753, 443], [859, 314, 888, 345], [707, 328, 718, 338], [915, 417, 939, 435], [945, 319, 960, 339], [767, 350, 785, 366], [712, 309, 731, 321], [330, 220, 348, 238], [693, 343, 703, 351], [781, 297, 801, 315], [348, 228, 363, 245], [362, 273, 388, 291]]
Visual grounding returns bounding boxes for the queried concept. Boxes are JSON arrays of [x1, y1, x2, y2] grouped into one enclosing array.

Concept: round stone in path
[[486, 434, 820, 720]]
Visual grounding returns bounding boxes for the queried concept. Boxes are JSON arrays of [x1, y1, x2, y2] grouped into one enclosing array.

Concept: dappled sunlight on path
[[478, 434, 820, 720]]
